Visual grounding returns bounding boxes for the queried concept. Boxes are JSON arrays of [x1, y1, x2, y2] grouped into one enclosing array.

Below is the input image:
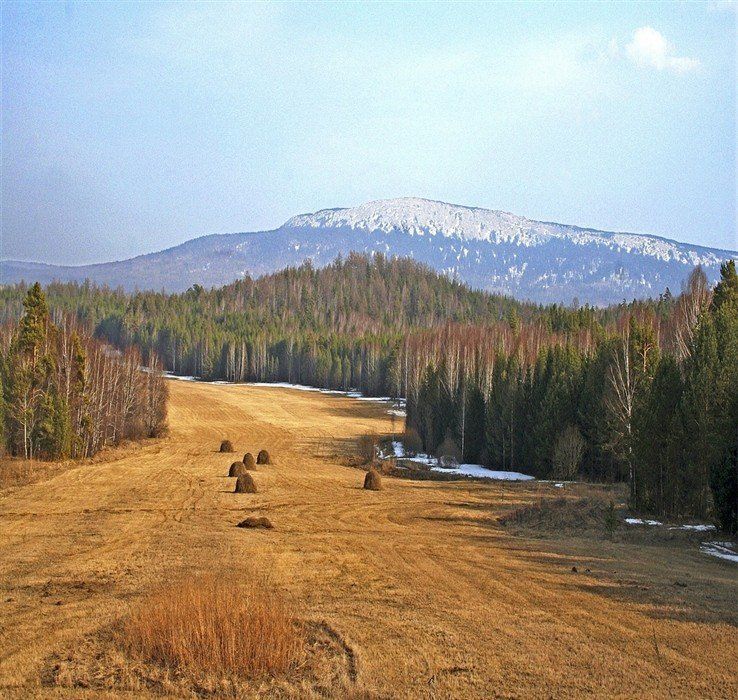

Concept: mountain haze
[[2, 198, 734, 304]]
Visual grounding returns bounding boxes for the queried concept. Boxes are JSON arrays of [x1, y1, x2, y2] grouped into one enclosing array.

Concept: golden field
[[0, 380, 736, 698]]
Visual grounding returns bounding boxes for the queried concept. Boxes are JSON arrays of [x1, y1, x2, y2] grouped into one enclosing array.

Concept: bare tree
[[673, 266, 711, 361], [552, 425, 585, 479]]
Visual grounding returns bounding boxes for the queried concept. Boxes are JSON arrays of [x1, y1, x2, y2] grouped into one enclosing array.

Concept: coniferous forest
[[0, 283, 168, 461], [0, 254, 735, 531]]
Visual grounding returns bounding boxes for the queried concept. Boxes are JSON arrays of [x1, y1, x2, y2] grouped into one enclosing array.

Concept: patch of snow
[[390, 441, 405, 458], [554, 483, 564, 488], [700, 542, 738, 563], [668, 524, 716, 532], [429, 464, 535, 481], [624, 518, 663, 526], [380, 441, 534, 480], [165, 373, 199, 381]]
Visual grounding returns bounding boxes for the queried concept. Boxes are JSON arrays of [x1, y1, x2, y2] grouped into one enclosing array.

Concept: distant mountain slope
[[2, 198, 735, 304]]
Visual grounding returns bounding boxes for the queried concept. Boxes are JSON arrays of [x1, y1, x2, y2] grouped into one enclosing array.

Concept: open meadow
[[1, 380, 736, 698]]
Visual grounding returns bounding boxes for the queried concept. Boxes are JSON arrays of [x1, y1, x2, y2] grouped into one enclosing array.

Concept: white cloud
[[624, 27, 700, 73]]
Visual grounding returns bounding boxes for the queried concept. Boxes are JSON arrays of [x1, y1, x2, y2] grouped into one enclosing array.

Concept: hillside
[[3, 198, 734, 305]]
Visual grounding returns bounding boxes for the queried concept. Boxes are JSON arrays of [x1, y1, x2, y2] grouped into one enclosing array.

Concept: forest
[[0, 254, 735, 531], [0, 283, 168, 461]]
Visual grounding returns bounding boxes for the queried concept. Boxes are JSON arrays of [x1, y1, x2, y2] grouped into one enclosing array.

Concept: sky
[[1, 1, 736, 265]]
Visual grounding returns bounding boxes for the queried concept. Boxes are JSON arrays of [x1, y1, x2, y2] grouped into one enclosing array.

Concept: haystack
[[234, 473, 257, 493], [219, 439, 234, 453], [364, 468, 382, 491], [237, 516, 274, 529], [257, 449, 271, 465], [229, 461, 247, 477], [243, 452, 256, 469]]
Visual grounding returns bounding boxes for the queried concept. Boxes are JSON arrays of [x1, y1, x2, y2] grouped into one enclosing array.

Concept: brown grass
[[235, 472, 257, 493], [228, 461, 247, 477], [219, 440, 234, 453], [2, 381, 737, 699], [0, 458, 60, 490], [363, 468, 382, 491], [119, 575, 302, 680], [257, 449, 271, 465], [242, 452, 256, 468]]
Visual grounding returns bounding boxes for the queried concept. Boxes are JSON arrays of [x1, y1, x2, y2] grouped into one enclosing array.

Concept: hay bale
[[234, 473, 257, 494], [237, 516, 274, 529], [219, 440, 234, 453], [229, 461, 247, 477], [257, 449, 271, 465], [364, 468, 382, 491], [242, 452, 256, 469]]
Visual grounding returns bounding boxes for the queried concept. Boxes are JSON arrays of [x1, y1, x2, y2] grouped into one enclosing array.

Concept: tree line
[[0, 254, 734, 531], [0, 284, 168, 460]]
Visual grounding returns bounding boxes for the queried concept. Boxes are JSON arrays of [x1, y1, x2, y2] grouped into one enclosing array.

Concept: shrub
[[229, 461, 247, 478], [552, 425, 585, 479], [436, 435, 461, 464], [119, 575, 301, 679], [257, 449, 271, 465], [243, 452, 256, 469], [402, 427, 423, 454], [357, 433, 378, 465], [219, 440, 234, 453], [237, 516, 274, 529], [364, 468, 382, 491], [235, 473, 257, 493]]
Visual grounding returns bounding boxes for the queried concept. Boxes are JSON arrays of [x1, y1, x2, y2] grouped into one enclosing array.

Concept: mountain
[[2, 198, 735, 304]]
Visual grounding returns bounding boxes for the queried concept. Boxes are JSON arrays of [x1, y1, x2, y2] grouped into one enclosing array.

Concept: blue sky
[[2, 1, 736, 264]]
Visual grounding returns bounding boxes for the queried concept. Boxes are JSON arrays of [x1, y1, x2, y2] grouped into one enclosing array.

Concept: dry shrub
[[499, 497, 607, 534], [356, 434, 377, 465], [243, 452, 256, 469], [229, 461, 247, 478], [235, 473, 257, 493], [436, 435, 461, 464], [257, 449, 271, 465], [379, 457, 396, 475], [402, 426, 423, 455], [363, 468, 382, 491], [119, 575, 302, 680], [219, 440, 234, 453], [238, 516, 274, 529]]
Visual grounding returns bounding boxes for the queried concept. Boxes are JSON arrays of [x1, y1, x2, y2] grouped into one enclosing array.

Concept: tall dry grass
[[120, 575, 303, 679]]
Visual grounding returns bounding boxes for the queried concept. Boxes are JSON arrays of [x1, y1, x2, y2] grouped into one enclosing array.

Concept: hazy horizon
[[2, 1, 736, 265]]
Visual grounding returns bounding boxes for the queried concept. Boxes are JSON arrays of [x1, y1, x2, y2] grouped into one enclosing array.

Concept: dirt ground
[[1, 380, 736, 698]]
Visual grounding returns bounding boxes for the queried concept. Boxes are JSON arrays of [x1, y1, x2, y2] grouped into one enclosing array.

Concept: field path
[[1, 381, 736, 698]]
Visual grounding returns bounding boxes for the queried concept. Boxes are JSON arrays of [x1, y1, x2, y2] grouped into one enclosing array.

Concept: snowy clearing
[[381, 441, 534, 481], [700, 542, 738, 563]]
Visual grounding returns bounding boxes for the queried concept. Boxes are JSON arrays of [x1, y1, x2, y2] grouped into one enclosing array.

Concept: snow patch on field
[[625, 518, 663, 526], [669, 524, 716, 532], [700, 542, 738, 563], [382, 441, 534, 481], [165, 373, 199, 381], [431, 464, 535, 481]]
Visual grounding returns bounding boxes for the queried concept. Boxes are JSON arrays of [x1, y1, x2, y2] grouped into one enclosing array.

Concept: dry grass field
[[1, 380, 736, 698]]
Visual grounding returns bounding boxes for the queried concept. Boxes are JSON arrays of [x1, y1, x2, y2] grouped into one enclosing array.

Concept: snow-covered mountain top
[[283, 197, 729, 266]]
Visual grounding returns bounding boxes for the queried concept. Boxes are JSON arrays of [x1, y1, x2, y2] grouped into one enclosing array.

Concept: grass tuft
[[119, 575, 302, 679]]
